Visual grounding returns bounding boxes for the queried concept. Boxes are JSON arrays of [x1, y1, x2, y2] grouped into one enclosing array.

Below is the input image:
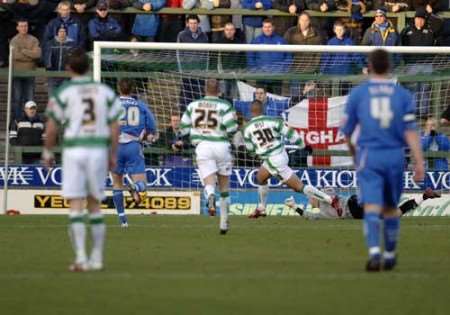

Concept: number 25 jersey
[[46, 77, 123, 148]]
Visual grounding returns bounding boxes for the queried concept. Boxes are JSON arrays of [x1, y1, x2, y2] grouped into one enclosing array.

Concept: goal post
[[91, 41, 450, 208]]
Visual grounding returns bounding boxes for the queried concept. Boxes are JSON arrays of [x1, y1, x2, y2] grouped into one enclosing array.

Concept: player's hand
[[413, 163, 425, 182], [41, 149, 55, 169]]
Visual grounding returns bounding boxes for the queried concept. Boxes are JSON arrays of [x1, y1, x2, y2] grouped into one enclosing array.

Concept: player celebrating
[[341, 49, 425, 272], [178, 79, 238, 234], [243, 100, 342, 218], [285, 187, 441, 219], [112, 78, 157, 227], [43, 48, 122, 272]]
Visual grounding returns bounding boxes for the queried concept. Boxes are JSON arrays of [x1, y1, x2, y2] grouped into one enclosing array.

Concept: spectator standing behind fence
[[43, 1, 86, 50], [361, 7, 399, 46], [43, 25, 76, 95], [421, 117, 449, 170], [72, 0, 97, 26], [158, 0, 184, 42], [10, 100, 45, 147], [272, 0, 306, 36], [210, 0, 232, 43], [183, 0, 213, 39], [241, 0, 272, 43], [10, 19, 41, 124], [88, 1, 123, 44], [132, 0, 166, 42], [247, 19, 292, 94]]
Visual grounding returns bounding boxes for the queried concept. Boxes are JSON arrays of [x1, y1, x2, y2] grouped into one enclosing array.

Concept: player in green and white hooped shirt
[[243, 100, 342, 218], [43, 48, 122, 272], [178, 79, 238, 234]]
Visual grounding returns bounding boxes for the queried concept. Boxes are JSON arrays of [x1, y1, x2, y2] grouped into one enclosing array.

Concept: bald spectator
[[10, 19, 41, 124]]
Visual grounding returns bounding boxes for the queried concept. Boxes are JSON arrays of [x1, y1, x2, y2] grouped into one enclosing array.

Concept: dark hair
[[16, 18, 28, 25], [251, 99, 264, 113], [299, 11, 311, 20], [368, 49, 391, 75], [333, 20, 345, 29], [262, 18, 273, 25], [66, 48, 90, 75], [186, 15, 200, 23], [205, 78, 219, 95], [117, 78, 135, 95]]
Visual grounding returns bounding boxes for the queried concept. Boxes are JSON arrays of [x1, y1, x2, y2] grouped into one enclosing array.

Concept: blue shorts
[[356, 148, 405, 208], [114, 141, 145, 175]]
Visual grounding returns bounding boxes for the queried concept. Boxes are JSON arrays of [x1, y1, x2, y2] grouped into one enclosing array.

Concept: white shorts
[[262, 151, 294, 182], [62, 147, 108, 201], [195, 141, 233, 179]]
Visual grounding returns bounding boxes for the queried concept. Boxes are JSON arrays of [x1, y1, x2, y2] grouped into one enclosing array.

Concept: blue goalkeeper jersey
[[119, 96, 157, 143], [340, 78, 417, 149]]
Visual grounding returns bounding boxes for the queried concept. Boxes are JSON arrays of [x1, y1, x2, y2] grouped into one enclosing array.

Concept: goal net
[[93, 43, 450, 215]]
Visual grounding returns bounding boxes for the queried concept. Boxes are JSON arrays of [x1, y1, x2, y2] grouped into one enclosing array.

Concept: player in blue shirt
[[341, 49, 424, 272], [112, 79, 157, 227]]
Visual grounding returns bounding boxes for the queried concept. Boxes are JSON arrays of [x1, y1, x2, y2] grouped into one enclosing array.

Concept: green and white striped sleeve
[[222, 106, 238, 136], [179, 106, 192, 136], [282, 122, 304, 148], [242, 127, 255, 152], [45, 96, 64, 124], [108, 94, 123, 124]]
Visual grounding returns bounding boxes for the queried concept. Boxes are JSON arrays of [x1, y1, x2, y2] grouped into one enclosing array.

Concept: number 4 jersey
[[243, 116, 304, 159], [179, 96, 238, 144], [46, 77, 123, 148]]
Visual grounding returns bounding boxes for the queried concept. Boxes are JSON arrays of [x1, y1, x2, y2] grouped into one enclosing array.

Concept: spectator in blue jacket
[[361, 7, 399, 46], [241, 0, 272, 43], [43, 25, 76, 95], [248, 19, 292, 93], [132, 0, 166, 42], [42, 1, 86, 50], [88, 1, 123, 45], [320, 21, 362, 75], [421, 117, 449, 170]]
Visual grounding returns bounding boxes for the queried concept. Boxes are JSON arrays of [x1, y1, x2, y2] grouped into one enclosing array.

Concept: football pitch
[[0, 216, 449, 315]]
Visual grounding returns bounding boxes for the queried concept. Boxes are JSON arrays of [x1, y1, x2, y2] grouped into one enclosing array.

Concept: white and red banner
[[287, 96, 352, 167]]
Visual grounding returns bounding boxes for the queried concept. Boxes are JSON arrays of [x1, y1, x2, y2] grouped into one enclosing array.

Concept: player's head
[[205, 78, 219, 96], [368, 49, 391, 76], [250, 100, 264, 118], [117, 78, 135, 96], [66, 48, 90, 76]]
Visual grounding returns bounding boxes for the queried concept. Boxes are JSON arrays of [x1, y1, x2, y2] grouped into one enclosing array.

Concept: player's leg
[[62, 149, 88, 271], [86, 195, 105, 271], [247, 165, 271, 219], [196, 142, 218, 216], [112, 173, 128, 227], [125, 142, 147, 204], [217, 174, 230, 234]]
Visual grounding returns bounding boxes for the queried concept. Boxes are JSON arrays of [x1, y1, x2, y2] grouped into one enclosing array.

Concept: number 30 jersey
[[180, 96, 238, 145], [46, 77, 123, 148], [242, 116, 304, 159]]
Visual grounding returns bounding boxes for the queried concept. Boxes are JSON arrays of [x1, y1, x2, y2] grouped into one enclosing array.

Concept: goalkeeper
[[243, 100, 342, 218], [285, 188, 441, 219]]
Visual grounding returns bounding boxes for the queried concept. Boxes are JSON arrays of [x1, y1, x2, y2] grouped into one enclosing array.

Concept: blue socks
[[112, 189, 127, 224], [364, 212, 381, 258], [135, 180, 146, 193], [383, 217, 400, 259]]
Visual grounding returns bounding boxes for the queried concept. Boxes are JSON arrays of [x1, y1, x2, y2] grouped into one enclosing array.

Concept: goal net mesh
[[96, 45, 449, 213]]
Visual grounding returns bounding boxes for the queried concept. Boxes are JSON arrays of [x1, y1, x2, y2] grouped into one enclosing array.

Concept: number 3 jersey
[[179, 96, 238, 145], [46, 77, 123, 148], [341, 78, 417, 149], [242, 116, 304, 159]]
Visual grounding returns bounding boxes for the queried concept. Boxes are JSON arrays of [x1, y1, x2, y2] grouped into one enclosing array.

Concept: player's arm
[[178, 106, 192, 137], [222, 106, 238, 137], [242, 127, 256, 154], [143, 105, 158, 142], [42, 97, 63, 167], [108, 94, 124, 170], [403, 91, 425, 182], [340, 91, 358, 162], [280, 120, 304, 148]]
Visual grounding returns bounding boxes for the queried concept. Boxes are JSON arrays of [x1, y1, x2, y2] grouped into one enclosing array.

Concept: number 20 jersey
[[180, 96, 238, 145], [46, 77, 123, 148]]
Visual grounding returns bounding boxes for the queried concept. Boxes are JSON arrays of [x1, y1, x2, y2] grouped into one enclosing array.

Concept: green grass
[[0, 216, 449, 315]]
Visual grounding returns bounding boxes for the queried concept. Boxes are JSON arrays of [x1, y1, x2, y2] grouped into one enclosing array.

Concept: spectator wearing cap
[[10, 19, 41, 124], [10, 100, 45, 147], [43, 25, 76, 95], [401, 7, 435, 116], [241, 0, 272, 43], [43, 1, 86, 50], [132, 0, 166, 42], [361, 7, 399, 46], [88, 1, 123, 45]]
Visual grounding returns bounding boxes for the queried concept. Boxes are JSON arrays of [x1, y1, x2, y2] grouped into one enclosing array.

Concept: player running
[[341, 49, 425, 272], [43, 48, 122, 272], [112, 78, 157, 227], [285, 187, 441, 219], [178, 79, 238, 234], [242, 100, 342, 218]]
